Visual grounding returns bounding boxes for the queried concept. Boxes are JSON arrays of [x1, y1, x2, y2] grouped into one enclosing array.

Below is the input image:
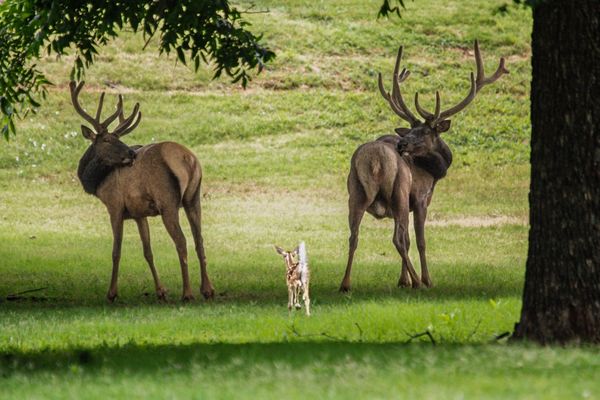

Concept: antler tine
[[390, 47, 420, 126], [115, 112, 142, 137], [111, 103, 141, 137], [377, 47, 420, 125], [95, 92, 105, 121], [474, 40, 509, 92], [414, 91, 442, 124], [436, 72, 476, 122], [101, 95, 123, 129], [69, 81, 102, 131], [378, 73, 411, 120]]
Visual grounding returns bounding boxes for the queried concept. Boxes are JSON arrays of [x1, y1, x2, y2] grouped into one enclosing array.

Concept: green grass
[[2, 0, 598, 399]]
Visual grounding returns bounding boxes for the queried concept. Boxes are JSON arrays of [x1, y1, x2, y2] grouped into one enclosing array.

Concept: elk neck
[[77, 146, 117, 195], [412, 138, 453, 180]]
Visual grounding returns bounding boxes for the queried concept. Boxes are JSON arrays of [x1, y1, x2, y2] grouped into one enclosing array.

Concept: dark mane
[[413, 138, 453, 180], [375, 134, 453, 180], [77, 146, 114, 195]]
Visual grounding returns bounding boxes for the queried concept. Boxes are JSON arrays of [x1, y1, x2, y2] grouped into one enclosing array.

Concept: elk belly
[[124, 194, 161, 218]]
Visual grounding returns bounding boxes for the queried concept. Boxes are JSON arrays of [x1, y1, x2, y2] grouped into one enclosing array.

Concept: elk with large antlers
[[339, 41, 508, 291], [70, 81, 214, 302]]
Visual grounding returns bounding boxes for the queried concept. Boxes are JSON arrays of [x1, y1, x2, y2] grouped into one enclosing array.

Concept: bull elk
[[70, 81, 214, 302], [339, 41, 508, 291]]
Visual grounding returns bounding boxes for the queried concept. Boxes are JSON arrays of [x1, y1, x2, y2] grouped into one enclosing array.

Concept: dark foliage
[[0, 0, 275, 139]]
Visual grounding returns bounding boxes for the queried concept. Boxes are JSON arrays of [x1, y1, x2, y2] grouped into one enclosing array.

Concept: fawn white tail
[[275, 242, 311, 316]]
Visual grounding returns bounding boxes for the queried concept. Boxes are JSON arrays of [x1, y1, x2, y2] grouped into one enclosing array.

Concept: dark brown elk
[[340, 41, 508, 291], [70, 81, 214, 302]]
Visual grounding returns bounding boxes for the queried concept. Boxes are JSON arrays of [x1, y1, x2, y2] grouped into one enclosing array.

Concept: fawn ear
[[275, 246, 286, 256]]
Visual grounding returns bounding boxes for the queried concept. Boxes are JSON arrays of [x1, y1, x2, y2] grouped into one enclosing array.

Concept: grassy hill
[[2, 1, 598, 399]]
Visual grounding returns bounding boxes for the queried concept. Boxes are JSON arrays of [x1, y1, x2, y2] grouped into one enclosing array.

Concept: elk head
[[69, 81, 141, 168], [377, 40, 509, 156]]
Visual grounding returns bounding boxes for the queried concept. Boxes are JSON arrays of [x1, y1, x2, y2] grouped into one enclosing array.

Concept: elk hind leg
[[135, 218, 167, 300], [398, 230, 412, 287], [340, 179, 372, 292], [184, 193, 215, 299], [161, 208, 194, 301]]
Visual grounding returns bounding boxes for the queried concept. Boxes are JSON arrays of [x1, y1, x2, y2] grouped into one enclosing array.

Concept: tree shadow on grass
[[0, 261, 523, 310], [0, 341, 494, 376]]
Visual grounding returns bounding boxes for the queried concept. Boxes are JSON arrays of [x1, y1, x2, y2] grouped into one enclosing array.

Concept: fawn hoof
[[295, 303, 302, 310]]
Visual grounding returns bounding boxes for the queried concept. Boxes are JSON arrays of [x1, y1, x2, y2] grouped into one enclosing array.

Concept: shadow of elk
[[70, 81, 214, 302], [340, 40, 508, 291]]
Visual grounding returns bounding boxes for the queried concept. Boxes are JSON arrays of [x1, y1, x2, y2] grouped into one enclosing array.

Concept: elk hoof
[[106, 291, 118, 303], [156, 287, 168, 301], [411, 280, 422, 289], [398, 277, 411, 288], [182, 293, 195, 302], [422, 278, 433, 288], [339, 284, 351, 293], [201, 286, 215, 300]]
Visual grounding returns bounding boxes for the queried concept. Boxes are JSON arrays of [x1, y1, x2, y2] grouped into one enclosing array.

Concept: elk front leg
[[107, 213, 124, 303], [161, 209, 194, 301], [392, 213, 422, 289], [414, 204, 432, 287], [184, 200, 215, 299], [135, 218, 167, 300]]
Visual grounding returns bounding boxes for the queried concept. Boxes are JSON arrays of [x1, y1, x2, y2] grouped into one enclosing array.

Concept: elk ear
[[394, 127, 411, 137], [81, 125, 96, 141], [275, 246, 286, 256], [435, 120, 451, 134]]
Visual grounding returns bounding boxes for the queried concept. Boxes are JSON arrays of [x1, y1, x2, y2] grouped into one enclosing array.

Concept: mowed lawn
[[1, 0, 599, 398]]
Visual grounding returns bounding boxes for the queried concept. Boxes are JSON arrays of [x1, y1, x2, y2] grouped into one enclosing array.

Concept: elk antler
[[112, 102, 142, 137], [69, 81, 126, 133], [378, 47, 420, 127], [69, 81, 142, 136], [428, 40, 509, 126]]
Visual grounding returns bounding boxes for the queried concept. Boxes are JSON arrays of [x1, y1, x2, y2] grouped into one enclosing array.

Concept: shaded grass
[[2, 343, 600, 399]]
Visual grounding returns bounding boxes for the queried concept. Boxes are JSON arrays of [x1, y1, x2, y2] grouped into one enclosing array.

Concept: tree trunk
[[512, 0, 600, 344]]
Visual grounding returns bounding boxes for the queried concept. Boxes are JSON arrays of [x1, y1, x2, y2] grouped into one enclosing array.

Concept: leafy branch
[[0, 0, 275, 140]]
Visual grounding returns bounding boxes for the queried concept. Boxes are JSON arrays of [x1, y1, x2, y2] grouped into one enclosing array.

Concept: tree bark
[[512, 0, 600, 344]]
